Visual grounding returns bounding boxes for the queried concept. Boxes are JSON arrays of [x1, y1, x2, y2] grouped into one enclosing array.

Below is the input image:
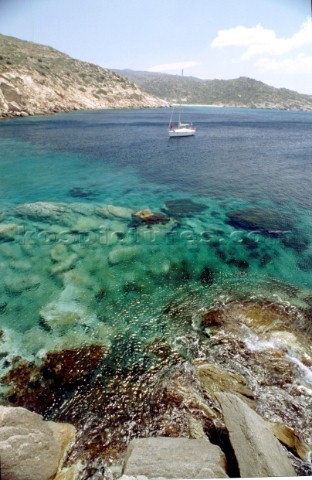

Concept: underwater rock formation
[[1, 345, 107, 414], [131, 209, 170, 226], [163, 198, 207, 217], [226, 207, 295, 236]]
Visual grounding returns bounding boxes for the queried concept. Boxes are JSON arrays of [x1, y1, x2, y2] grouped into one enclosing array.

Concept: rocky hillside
[[0, 34, 167, 118], [115, 69, 312, 111]]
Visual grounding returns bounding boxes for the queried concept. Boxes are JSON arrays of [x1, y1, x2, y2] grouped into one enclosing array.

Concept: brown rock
[[1, 345, 106, 414], [197, 363, 255, 408], [132, 209, 170, 225], [269, 422, 311, 461], [200, 308, 226, 328]]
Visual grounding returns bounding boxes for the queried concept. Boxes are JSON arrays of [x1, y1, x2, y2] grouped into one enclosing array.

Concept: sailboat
[[168, 70, 196, 138]]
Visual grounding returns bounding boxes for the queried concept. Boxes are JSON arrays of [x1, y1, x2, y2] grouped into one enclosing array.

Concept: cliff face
[[0, 34, 167, 118]]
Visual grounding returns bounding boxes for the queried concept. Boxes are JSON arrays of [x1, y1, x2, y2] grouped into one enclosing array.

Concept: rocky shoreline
[[1, 346, 310, 480], [0, 200, 312, 478], [1, 296, 312, 478], [0, 72, 167, 120]]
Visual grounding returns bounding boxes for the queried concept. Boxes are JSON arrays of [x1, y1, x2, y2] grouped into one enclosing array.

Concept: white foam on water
[[242, 325, 312, 387], [286, 354, 312, 386], [242, 326, 278, 352]]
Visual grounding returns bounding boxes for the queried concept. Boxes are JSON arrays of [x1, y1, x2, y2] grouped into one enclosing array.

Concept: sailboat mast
[[178, 69, 183, 125]]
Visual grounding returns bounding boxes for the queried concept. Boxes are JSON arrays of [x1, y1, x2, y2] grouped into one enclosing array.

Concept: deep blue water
[[1, 107, 312, 209]]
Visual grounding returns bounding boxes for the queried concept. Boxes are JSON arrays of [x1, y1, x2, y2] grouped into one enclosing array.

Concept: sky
[[0, 0, 312, 94]]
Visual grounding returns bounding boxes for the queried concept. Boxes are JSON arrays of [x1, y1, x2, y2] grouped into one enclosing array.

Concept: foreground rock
[[0, 406, 75, 480], [216, 392, 297, 478], [122, 437, 228, 478]]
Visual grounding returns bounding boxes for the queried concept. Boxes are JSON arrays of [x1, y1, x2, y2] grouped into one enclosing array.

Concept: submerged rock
[[70, 215, 103, 233], [68, 187, 95, 198], [0, 405, 75, 480], [281, 233, 310, 253], [9, 259, 32, 271], [297, 255, 312, 272], [216, 392, 297, 477], [4, 274, 41, 294], [131, 209, 170, 226], [226, 207, 295, 236], [163, 198, 207, 217], [15, 202, 68, 221], [50, 253, 78, 275], [122, 437, 228, 478], [0, 223, 20, 240], [108, 245, 141, 265], [96, 204, 134, 220], [50, 243, 69, 262], [1, 345, 106, 414], [227, 257, 249, 269], [40, 302, 81, 329], [199, 266, 215, 285]]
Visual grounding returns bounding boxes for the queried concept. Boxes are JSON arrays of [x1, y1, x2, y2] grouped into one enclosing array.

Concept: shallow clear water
[[0, 106, 312, 359]]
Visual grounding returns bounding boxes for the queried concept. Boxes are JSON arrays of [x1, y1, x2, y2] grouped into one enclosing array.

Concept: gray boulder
[[122, 437, 228, 478], [216, 392, 297, 477], [0, 406, 75, 480]]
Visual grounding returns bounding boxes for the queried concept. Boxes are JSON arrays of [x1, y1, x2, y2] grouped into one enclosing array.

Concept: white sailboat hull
[[168, 127, 196, 137]]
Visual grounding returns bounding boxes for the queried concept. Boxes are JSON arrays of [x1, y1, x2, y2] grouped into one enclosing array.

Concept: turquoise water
[[0, 107, 312, 360]]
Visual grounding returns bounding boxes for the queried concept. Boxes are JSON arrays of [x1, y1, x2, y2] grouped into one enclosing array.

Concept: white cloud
[[211, 20, 312, 60], [147, 61, 200, 72], [256, 53, 312, 75]]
